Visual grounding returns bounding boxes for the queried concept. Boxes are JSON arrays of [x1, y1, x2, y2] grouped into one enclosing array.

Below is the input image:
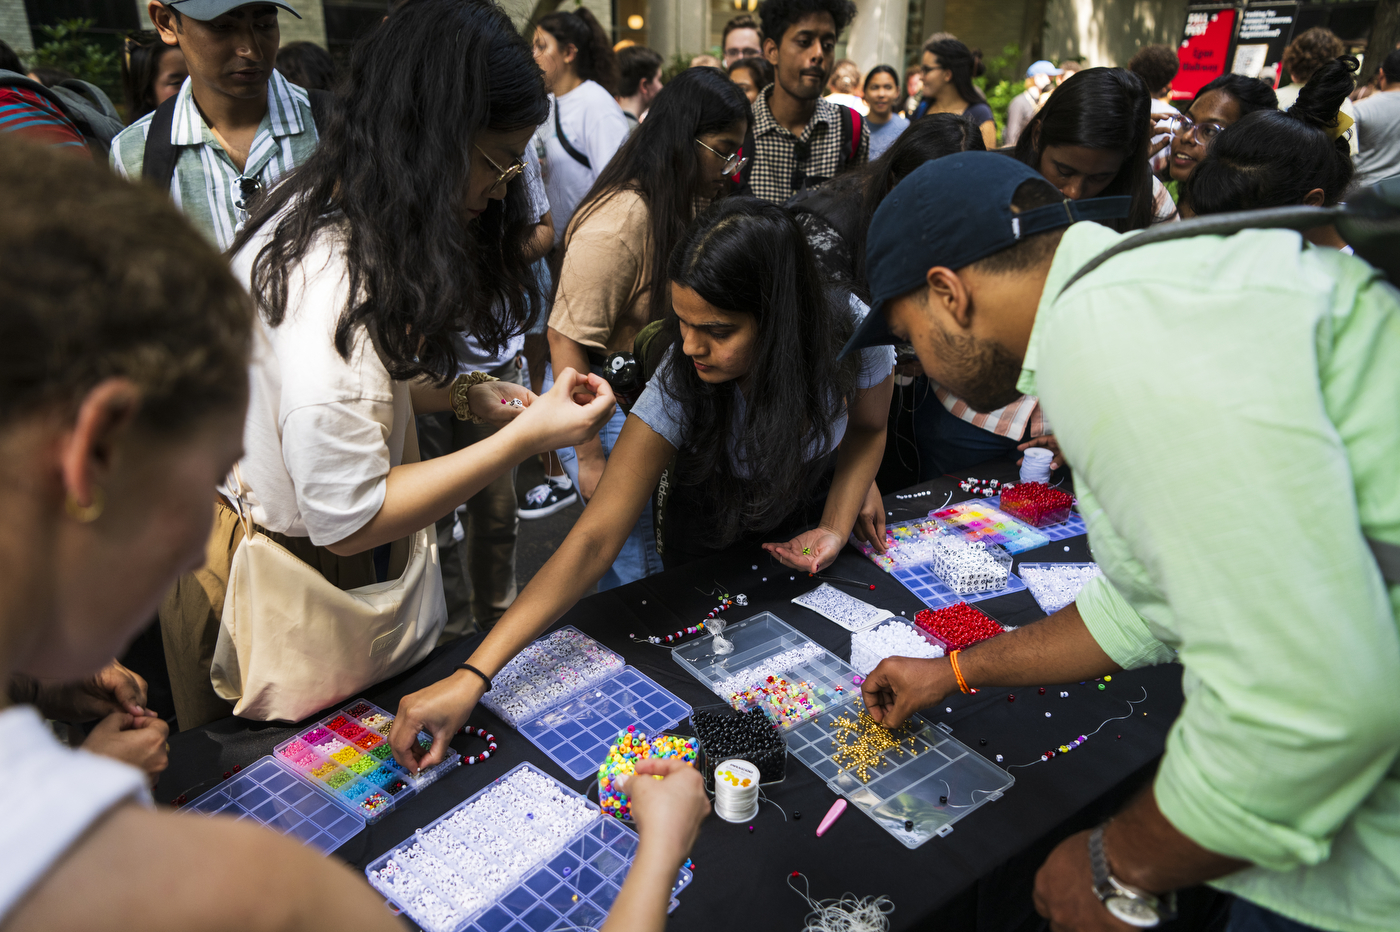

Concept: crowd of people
[[0, 0, 1397, 930]]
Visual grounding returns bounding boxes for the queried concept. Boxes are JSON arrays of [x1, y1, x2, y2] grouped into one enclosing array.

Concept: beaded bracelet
[[949, 649, 971, 694], [456, 725, 499, 765]]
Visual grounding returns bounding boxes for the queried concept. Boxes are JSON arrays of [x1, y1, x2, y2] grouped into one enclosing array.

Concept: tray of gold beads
[[784, 701, 1013, 848]]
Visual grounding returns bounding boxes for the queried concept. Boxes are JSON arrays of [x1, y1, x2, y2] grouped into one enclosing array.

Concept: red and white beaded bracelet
[[456, 725, 499, 765]]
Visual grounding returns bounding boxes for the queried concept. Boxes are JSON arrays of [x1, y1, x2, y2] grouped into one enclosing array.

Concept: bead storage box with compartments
[[672, 613, 857, 731], [484, 627, 692, 780], [929, 499, 1054, 553], [181, 699, 462, 851], [848, 516, 948, 572], [1018, 562, 1103, 615], [366, 762, 694, 932], [850, 514, 1028, 611], [850, 618, 946, 677], [996, 482, 1075, 528]]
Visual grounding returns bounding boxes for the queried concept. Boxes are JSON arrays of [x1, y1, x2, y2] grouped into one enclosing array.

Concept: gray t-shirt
[[1353, 90, 1400, 189], [631, 294, 895, 475]]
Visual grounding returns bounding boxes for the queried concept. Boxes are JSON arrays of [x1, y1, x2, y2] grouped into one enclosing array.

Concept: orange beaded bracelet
[[949, 649, 971, 695]]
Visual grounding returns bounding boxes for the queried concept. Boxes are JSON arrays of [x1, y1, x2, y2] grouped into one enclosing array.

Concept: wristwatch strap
[[1088, 825, 1178, 924]]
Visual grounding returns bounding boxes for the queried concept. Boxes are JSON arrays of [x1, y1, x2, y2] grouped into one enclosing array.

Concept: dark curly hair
[[758, 0, 857, 46], [1127, 44, 1179, 95], [1283, 26, 1344, 83], [538, 6, 619, 95]]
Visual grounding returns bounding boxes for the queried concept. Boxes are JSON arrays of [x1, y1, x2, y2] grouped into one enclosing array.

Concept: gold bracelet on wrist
[[450, 371, 499, 423]]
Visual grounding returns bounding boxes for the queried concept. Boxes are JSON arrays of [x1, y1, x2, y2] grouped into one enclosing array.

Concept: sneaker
[[518, 477, 578, 520]]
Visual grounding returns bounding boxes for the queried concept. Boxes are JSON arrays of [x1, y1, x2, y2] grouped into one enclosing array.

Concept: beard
[[929, 321, 1025, 413]]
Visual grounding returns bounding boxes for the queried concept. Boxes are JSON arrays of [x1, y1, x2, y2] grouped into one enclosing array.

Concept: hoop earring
[[65, 487, 105, 523]]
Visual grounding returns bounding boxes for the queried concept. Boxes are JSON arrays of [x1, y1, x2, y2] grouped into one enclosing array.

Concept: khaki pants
[[158, 499, 378, 731]]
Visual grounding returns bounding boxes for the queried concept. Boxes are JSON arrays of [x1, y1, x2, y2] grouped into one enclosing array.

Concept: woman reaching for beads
[[393, 197, 894, 766]]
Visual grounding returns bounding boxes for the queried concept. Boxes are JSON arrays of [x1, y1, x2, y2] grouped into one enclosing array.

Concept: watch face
[[1106, 895, 1161, 928]]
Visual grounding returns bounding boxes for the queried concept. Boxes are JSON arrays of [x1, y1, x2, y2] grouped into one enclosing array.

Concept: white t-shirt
[[451, 145, 552, 373], [630, 294, 895, 474], [540, 80, 631, 241], [0, 707, 150, 924], [1352, 90, 1400, 189], [229, 219, 412, 545]]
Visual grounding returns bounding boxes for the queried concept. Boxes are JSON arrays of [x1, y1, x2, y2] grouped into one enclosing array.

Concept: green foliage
[[31, 19, 120, 99], [662, 51, 693, 83], [973, 44, 1022, 145]]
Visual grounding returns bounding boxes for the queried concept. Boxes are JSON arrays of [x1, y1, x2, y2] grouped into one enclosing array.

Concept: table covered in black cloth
[[158, 462, 1221, 931]]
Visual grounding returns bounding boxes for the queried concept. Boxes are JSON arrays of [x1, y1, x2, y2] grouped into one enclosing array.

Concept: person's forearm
[[955, 603, 1121, 689], [327, 427, 533, 556], [818, 425, 885, 536], [1102, 786, 1249, 893], [547, 331, 606, 468], [526, 216, 554, 263], [599, 838, 686, 932]]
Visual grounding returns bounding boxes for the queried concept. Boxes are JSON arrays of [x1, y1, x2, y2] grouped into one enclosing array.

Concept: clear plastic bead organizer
[[365, 762, 693, 932], [1017, 562, 1102, 615], [785, 703, 1014, 849], [671, 612, 859, 732], [181, 757, 367, 854], [997, 493, 1087, 540], [269, 698, 462, 824], [889, 562, 1027, 612], [517, 666, 693, 780], [479, 626, 628, 729]]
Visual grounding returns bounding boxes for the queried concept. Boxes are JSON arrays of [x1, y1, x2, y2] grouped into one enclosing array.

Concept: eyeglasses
[[694, 138, 748, 175], [231, 175, 263, 212], [475, 144, 526, 192], [1167, 114, 1227, 145]]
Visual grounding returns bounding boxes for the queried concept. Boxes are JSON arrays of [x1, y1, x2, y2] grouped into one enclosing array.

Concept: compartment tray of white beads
[[850, 618, 946, 677], [480, 626, 626, 728], [365, 762, 693, 932]]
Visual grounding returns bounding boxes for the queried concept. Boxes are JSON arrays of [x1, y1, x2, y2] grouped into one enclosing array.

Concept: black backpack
[[141, 86, 330, 190]]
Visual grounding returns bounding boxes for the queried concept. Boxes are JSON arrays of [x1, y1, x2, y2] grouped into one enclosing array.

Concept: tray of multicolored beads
[[785, 702, 1013, 849], [366, 762, 693, 932], [848, 517, 949, 572], [672, 612, 856, 732], [928, 499, 1053, 554], [479, 626, 627, 729], [271, 698, 462, 823]]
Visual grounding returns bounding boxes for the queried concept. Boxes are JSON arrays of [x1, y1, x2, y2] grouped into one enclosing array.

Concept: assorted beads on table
[[1019, 562, 1102, 615], [850, 620, 946, 676], [826, 708, 921, 783], [367, 766, 599, 932], [597, 726, 698, 820], [632, 620, 706, 646], [915, 603, 1006, 652], [928, 536, 1012, 594], [729, 674, 844, 729], [711, 643, 825, 698], [691, 707, 787, 786], [1036, 734, 1090, 762], [998, 481, 1074, 527], [456, 725, 498, 765], [792, 583, 890, 631], [480, 627, 624, 727], [958, 477, 1001, 496], [853, 519, 945, 571]]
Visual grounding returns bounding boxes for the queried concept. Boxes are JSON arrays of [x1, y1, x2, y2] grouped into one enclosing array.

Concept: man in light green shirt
[[846, 152, 1400, 932]]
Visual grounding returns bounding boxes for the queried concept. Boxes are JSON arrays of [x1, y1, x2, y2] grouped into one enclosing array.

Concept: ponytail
[[1288, 54, 1357, 160], [538, 7, 619, 94]]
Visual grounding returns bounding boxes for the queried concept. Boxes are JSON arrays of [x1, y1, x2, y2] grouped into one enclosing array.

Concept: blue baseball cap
[[839, 152, 1130, 358], [163, 0, 301, 20], [1026, 60, 1062, 78]]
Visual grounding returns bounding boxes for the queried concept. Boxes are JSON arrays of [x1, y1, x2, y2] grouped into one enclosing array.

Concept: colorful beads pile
[[826, 708, 921, 783], [928, 535, 1012, 594], [597, 726, 698, 820], [850, 620, 946, 676], [915, 603, 1006, 651], [455, 725, 498, 765], [691, 707, 787, 786], [712, 643, 825, 698], [852, 518, 945, 571], [729, 675, 844, 728], [480, 627, 625, 727], [998, 481, 1074, 527]]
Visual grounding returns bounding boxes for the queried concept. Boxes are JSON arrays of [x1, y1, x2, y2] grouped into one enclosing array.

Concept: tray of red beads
[[672, 612, 857, 732], [914, 602, 1007, 652], [271, 698, 462, 823], [997, 482, 1075, 528]]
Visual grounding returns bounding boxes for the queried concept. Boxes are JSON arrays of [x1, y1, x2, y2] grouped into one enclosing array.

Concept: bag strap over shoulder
[[554, 102, 591, 169], [142, 94, 182, 190]]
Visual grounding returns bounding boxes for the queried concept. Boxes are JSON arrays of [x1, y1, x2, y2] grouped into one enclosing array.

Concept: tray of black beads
[[690, 704, 787, 792]]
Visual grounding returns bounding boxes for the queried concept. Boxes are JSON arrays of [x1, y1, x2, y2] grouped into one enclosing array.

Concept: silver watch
[[1088, 825, 1178, 928]]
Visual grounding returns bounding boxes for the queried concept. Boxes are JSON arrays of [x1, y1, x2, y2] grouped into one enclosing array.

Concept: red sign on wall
[[1175, 7, 1238, 100]]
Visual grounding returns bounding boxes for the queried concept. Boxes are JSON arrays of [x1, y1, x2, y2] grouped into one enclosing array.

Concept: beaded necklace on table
[[629, 591, 748, 646]]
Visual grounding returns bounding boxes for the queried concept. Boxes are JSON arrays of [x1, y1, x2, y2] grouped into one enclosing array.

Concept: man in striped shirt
[[110, 0, 318, 250]]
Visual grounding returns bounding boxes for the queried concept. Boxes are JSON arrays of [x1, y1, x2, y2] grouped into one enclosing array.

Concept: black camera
[[602, 351, 644, 411]]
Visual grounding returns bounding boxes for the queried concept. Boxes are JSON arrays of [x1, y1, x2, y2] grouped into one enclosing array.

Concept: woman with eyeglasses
[[543, 66, 750, 589], [155, 0, 616, 725], [1163, 72, 1277, 201]]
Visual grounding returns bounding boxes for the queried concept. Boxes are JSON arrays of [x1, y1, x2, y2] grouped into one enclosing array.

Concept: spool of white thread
[[713, 758, 761, 823], [1020, 447, 1053, 484]]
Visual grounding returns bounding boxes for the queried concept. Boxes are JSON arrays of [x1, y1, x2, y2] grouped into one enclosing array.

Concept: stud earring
[[65, 487, 105, 523]]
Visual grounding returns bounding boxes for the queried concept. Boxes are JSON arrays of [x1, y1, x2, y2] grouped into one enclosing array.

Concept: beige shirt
[[550, 188, 654, 355]]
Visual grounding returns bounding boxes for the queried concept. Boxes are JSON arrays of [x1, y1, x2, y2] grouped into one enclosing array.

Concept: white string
[[1006, 687, 1149, 770], [787, 872, 896, 932], [758, 786, 788, 822]]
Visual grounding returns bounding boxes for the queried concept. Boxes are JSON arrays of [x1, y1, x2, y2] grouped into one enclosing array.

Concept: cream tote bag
[[211, 451, 447, 722]]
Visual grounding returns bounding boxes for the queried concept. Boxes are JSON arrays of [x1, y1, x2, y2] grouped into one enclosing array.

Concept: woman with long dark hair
[[396, 196, 894, 763], [914, 37, 995, 148], [119, 31, 186, 122], [546, 67, 750, 587], [157, 0, 614, 730], [1013, 66, 1169, 231], [1184, 57, 1357, 248]]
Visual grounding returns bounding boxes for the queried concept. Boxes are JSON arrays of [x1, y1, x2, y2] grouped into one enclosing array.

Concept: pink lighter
[[815, 798, 847, 837]]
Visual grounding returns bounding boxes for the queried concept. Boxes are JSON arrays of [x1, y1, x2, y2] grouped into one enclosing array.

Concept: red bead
[[1007, 694, 1015, 702], [868, 584, 876, 590], [1038, 687, 1046, 695], [175, 794, 187, 805], [232, 764, 242, 773], [998, 482, 1074, 527], [222, 771, 231, 779], [791, 871, 800, 877]]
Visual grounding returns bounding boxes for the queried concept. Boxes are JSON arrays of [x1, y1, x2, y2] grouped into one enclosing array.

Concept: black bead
[[904, 819, 913, 831], [978, 738, 987, 746], [793, 811, 801, 820], [939, 795, 947, 804]]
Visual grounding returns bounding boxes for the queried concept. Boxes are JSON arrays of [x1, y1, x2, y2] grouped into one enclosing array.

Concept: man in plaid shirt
[[739, 0, 868, 204]]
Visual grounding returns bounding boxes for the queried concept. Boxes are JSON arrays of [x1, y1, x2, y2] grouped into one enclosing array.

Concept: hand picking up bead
[[850, 620, 945, 676], [597, 726, 697, 820]]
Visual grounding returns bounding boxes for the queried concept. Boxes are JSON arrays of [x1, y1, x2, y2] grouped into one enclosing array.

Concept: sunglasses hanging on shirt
[[231, 175, 264, 212]]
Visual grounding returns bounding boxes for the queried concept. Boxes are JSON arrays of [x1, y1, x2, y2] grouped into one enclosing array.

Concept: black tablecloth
[[159, 461, 1216, 931]]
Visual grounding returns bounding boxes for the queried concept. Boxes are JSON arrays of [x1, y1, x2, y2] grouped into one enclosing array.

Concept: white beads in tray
[[850, 620, 946, 677], [791, 583, 892, 632], [929, 536, 1012, 594], [480, 628, 625, 727], [1019, 562, 1102, 614], [712, 642, 825, 698]]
